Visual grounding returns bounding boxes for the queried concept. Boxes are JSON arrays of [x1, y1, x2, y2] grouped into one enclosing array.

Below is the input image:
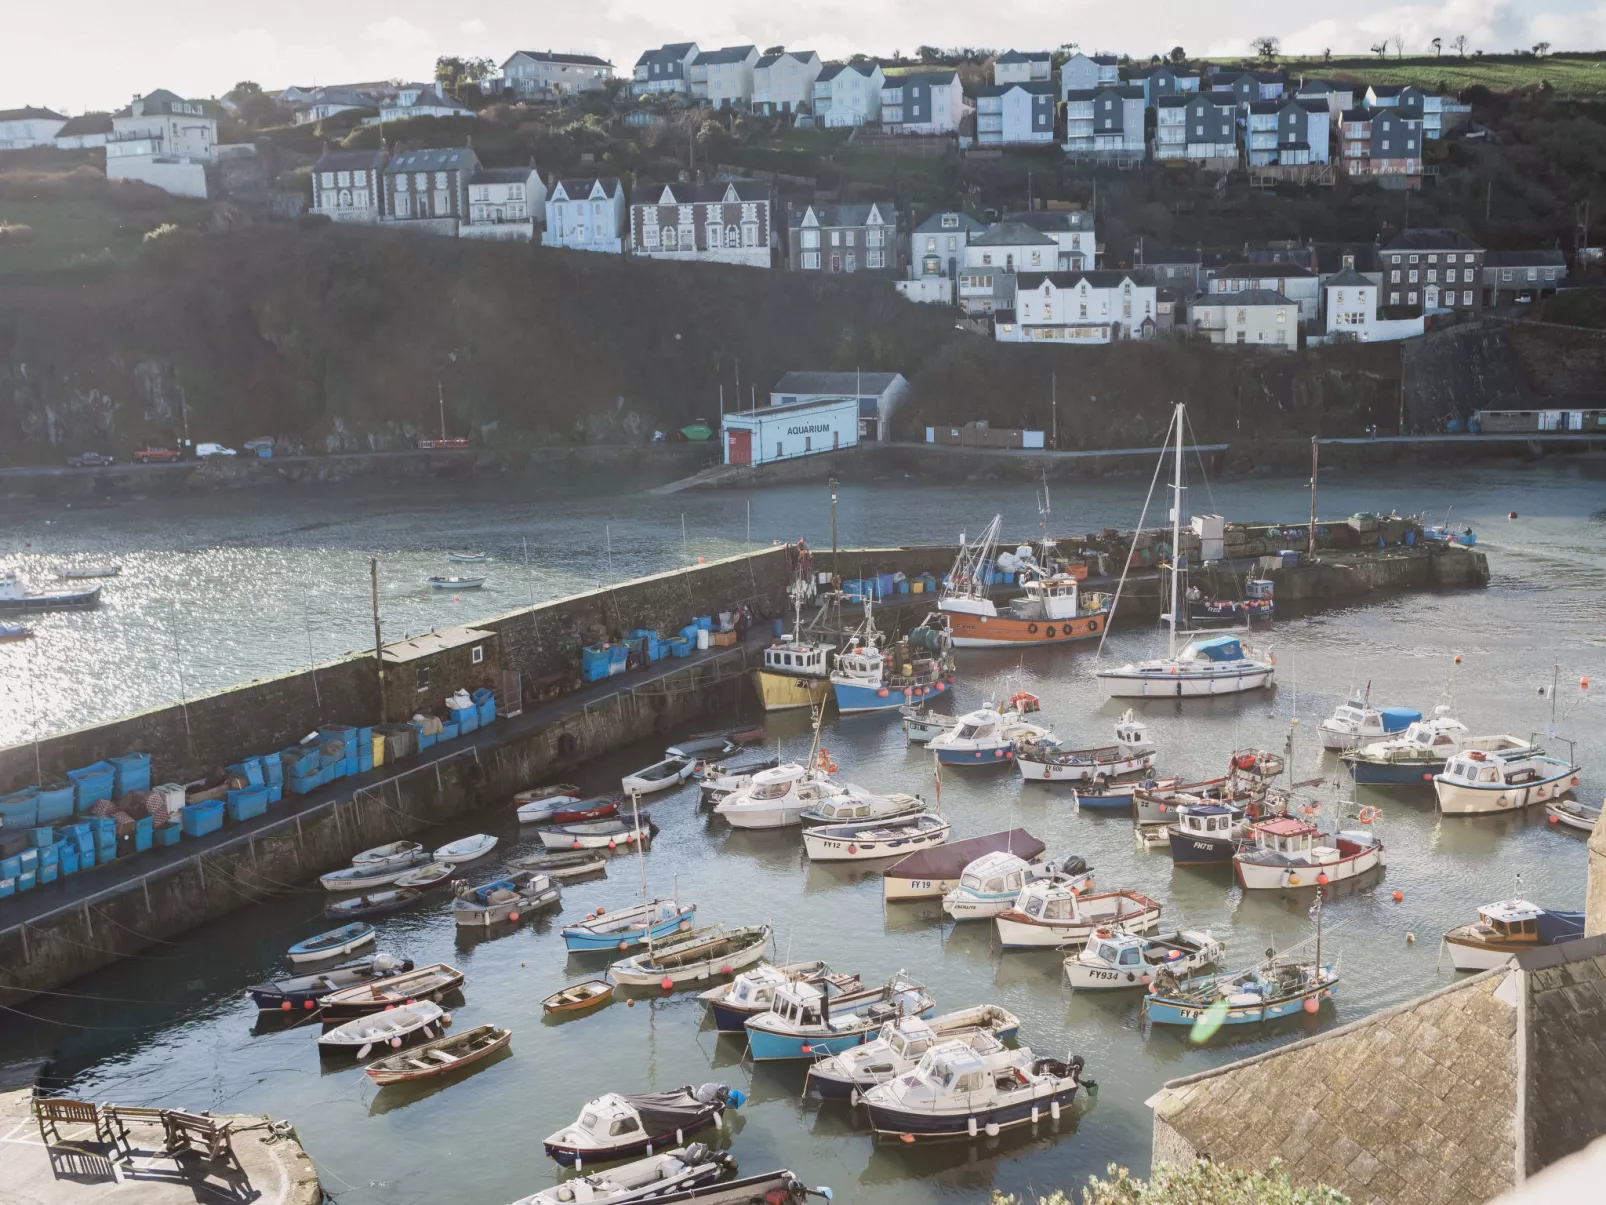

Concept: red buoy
[[1393, 890, 1404, 902], [1303, 996, 1320, 1014], [281, 1001, 292, 1011]]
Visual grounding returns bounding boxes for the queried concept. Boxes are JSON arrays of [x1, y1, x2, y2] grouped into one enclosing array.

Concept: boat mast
[[1168, 403, 1184, 661], [629, 789, 652, 956]]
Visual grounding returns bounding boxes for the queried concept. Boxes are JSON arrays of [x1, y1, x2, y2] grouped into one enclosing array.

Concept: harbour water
[[1, 461, 1603, 1204]]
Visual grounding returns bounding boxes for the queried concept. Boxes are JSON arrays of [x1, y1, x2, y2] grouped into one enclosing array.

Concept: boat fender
[[619, 941, 629, 950], [985, 1122, 1000, 1138], [967, 1116, 978, 1138], [1031, 1106, 1040, 1125], [676, 1128, 684, 1143], [1050, 1099, 1061, 1121], [1126, 972, 1135, 982]]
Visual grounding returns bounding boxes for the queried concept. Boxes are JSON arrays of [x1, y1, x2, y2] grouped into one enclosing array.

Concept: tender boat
[[324, 888, 425, 919], [1069, 774, 1183, 811], [543, 1084, 743, 1168], [247, 953, 414, 1011], [744, 975, 935, 1061], [938, 514, 1110, 648], [319, 853, 431, 892], [1434, 747, 1582, 815], [608, 924, 772, 987], [539, 815, 653, 852], [514, 784, 585, 824], [805, 1006, 1021, 1100], [447, 551, 488, 563], [713, 763, 845, 830], [365, 1023, 510, 1085], [0, 570, 101, 613], [1063, 929, 1223, 991], [698, 961, 838, 1032], [392, 861, 456, 889], [1317, 698, 1421, 751], [798, 790, 926, 826], [1442, 899, 1588, 971], [542, 980, 615, 1015], [942, 853, 1091, 920], [803, 813, 951, 862], [860, 1040, 1086, 1140], [452, 871, 561, 927], [544, 799, 621, 826], [1133, 751, 1284, 826], [883, 828, 1044, 902], [1338, 706, 1524, 786], [317, 1000, 445, 1058], [663, 736, 737, 760], [353, 840, 425, 867], [929, 695, 1050, 767], [622, 757, 696, 796], [317, 963, 466, 1018], [696, 752, 781, 802], [287, 922, 375, 963], [1165, 803, 1249, 866], [509, 850, 608, 879], [1143, 958, 1337, 1027], [435, 833, 499, 863], [1546, 798, 1602, 832], [509, 1145, 738, 1205], [901, 702, 958, 744], [1233, 813, 1385, 890], [0, 621, 33, 641], [1015, 710, 1156, 784], [428, 575, 484, 589], [562, 899, 695, 952], [994, 882, 1162, 950]]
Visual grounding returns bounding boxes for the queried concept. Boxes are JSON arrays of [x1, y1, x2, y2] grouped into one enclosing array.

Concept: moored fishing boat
[[828, 597, 954, 713], [434, 833, 499, 863], [1015, 710, 1155, 783], [938, 513, 1110, 649], [542, 1084, 744, 1168], [1185, 579, 1274, 623], [994, 882, 1162, 950], [928, 695, 1049, 767], [744, 975, 934, 1061], [317, 1000, 445, 1058], [698, 961, 837, 1032], [1063, 929, 1222, 991], [622, 757, 695, 796], [514, 784, 585, 824], [1338, 706, 1524, 786], [805, 1006, 1020, 1100], [0, 621, 32, 641], [318, 853, 432, 892], [1132, 751, 1283, 826], [538, 815, 653, 851], [608, 924, 771, 987], [803, 813, 951, 862], [427, 575, 484, 589], [941, 853, 1092, 920], [1233, 812, 1385, 890], [1165, 803, 1248, 866], [1317, 696, 1420, 751], [317, 962, 465, 1018], [247, 953, 414, 1011], [542, 979, 615, 1016], [365, 1023, 510, 1085], [0, 570, 101, 613], [508, 1145, 738, 1205], [324, 888, 425, 919], [1442, 898, 1587, 971], [286, 922, 375, 964], [901, 702, 958, 744], [1069, 774, 1182, 811], [1433, 746, 1582, 815], [1142, 958, 1337, 1027], [561, 899, 695, 952], [883, 828, 1044, 902], [452, 871, 561, 927], [859, 1040, 1086, 1140], [798, 790, 926, 826]]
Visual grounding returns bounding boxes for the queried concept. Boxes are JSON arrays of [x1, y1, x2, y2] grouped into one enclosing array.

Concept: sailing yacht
[[1096, 404, 1275, 699]]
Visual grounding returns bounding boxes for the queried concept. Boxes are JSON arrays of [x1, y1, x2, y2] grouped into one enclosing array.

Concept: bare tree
[[1390, 33, 1404, 57], [1251, 35, 1281, 60], [1324, 48, 1333, 63], [1432, 37, 1442, 56], [1371, 42, 1390, 59], [1533, 42, 1552, 57], [1452, 34, 1469, 56]]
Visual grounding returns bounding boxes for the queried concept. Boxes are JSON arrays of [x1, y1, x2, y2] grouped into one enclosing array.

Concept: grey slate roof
[[1485, 249, 1567, 267], [1017, 269, 1156, 289], [504, 50, 613, 67], [816, 64, 846, 82], [553, 177, 622, 199], [1248, 100, 1280, 115], [116, 89, 191, 117], [1370, 84, 1406, 97], [56, 112, 112, 136], [1314, 242, 1381, 274], [773, 371, 902, 396], [1341, 106, 1373, 121], [1157, 95, 1190, 108], [631, 179, 771, 205], [1004, 210, 1095, 232], [0, 106, 66, 122], [912, 210, 986, 234], [1323, 266, 1374, 289], [313, 149, 389, 171], [971, 222, 1058, 247], [470, 167, 537, 184], [996, 50, 1050, 63], [787, 203, 893, 228], [1206, 288, 1296, 306], [694, 46, 757, 65], [977, 81, 1057, 97], [1386, 227, 1482, 251], [1215, 261, 1317, 278], [384, 147, 477, 173], [893, 71, 960, 86], [1091, 55, 1119, 65], [636, 42, 696, 66]]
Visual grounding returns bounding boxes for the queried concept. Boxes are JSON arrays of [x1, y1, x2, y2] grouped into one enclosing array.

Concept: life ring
[[1045, 625, 1056, 638], [1357, 805, 1377, 824], [1027, 623, 1039, 635], [1094, 927, 1112, 938]]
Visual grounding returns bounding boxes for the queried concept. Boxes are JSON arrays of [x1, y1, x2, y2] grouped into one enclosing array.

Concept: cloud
[[366, 18, 435, 55], [461, 19, 487, 36]]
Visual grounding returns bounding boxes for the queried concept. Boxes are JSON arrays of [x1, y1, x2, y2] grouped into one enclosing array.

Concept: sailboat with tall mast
[[1096, 404, 1275, 698]]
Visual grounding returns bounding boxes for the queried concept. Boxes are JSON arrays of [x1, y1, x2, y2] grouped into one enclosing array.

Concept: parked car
[[195, 443, 237, 457], [66, 452, 114, 468], [133, 446, 182, 463]]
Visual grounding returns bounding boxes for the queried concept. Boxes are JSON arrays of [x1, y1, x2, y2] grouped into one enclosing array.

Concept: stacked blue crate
[[472, 688, 496, 727], [410, 720, 437, 751], [38, 842, 59, 884], [0, 789, 39, 831], [66, 761, 116, 811], [439, 719, 461, 740], [227, 758, 266, 788], [260, 753, 284, 802], [110, 753, 152, 795], [451, 698, 478, 736], [57, 839, 79, 875], [225, 789, 268, 823], [181, 800, 225, 838], [133, 816, 155, 853], [90, 816, 117, 863], [582, 644, 612, 682], [357, 726, 375, 774], [35, 784, 75, 825]]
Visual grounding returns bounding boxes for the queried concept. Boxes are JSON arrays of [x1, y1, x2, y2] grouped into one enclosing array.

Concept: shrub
[[992, 1160, 1349, 1205]]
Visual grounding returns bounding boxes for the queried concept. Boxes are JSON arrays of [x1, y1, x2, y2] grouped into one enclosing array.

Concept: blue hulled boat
[[1143, 959, 1337, 1027], [561, 900, 696, 952], [828, 597, 954, 714], [744, 975, 933, 1060]]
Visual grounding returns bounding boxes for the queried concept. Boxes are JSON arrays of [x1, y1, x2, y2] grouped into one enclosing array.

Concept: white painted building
[[993, 50, 1052, 86], [995, 270, 1160, 344], [310, 148, 389, 223], [690, 45, 759, 107], [909, 210, 986, 287], [752, 50, 822, 114], [367, 85, 474, 125], [770, 371, 909, 441], [0, 106, 66, 149], [722, 396, 859, 465], [1004, 211, 1096, 271], [106, 90, 217, 198], [1060, 53, 1120, 97], [1206, 263, 1320, 324], [1191, 289, 1298, 348], [1322, 266, 1424, 342], [291, 88, 375, 126], [498, 50, 613, 98], [54, 113, 112, 148], [812, 63, 884, 127], [881, 71, 965, 135], [543, 177, 626, 253], [959, 221, 1058, 314], [461, 166, 547, 241], [976, 81, 1056, 147]]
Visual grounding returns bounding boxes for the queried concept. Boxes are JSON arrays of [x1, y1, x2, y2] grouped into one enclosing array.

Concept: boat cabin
[[571, 1094, 645, 1144], [1247, 816, 1321, 858], [1015, 878, 1085, 922], [1011, 574, 1082, 621], [1113, 712, 1151, 748], [810, 795, 888, 822], [1472, 899, 1546, 943], [1086, 932, 1148, 971], [914, 1042, 989, 1096], [1180, 635, 1245, 663], [744, 764, 808, 801], [763, 637, 830, 679], [1245, 579, 1274, 600], [950, 709, 1004, 743], [957, 851, 1034, 899], [883, 1017, 939, 1062], [832, 647, 883, 686], [1441, 749, 1556, 787], [1176, 804, 1241, 839]]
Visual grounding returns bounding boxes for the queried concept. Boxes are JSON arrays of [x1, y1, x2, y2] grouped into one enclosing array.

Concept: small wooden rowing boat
[[287, 922, 374, 964], [428, 575, 484, 589], [392, 861, 455, 889], [434, 833, 498, 863], [0, 621, 32, 642], [514, 784, 584, 824], [318, 963, 466, 1018], [324, 888, 424, 919], [1546, 798, 1602, 833], [319, 852, 430, 892], [608, 924, 771, 988], [508, 1145, 738, 1205], [802, 813, 951, 862], [621, 757, 695, 796], [365, 1023, 510, 1085], [55, 564, 122, 579], [352, 840, 425, 866], [247, 953, 413, 1011], [318, 1000, 443, 1059], [452, 871, 561, 927], [542, 979, 615, 1015]]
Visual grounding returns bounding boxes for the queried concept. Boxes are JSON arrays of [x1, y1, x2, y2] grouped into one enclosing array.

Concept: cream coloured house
[[1191, 289, 1298, 349], [106, 90, 217, 197], [462, 166, 547, 242], [753, 50, 822, 115]]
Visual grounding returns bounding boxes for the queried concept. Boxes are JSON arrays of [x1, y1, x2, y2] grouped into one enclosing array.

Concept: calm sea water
[[1, 462, 1603, 1204]]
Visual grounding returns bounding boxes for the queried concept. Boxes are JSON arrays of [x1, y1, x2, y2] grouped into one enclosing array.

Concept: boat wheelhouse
[[713, 763, 846, 829], [698, 961, 845, 1032], [994, 881, 1162, 949], [752, 636, 833, 711], [942, 853, 1093, 921], [1232, 814, 1385, 890], [1442, 898, 1587, 971], [938, 514, 1111, 648], [1165, 802, 1247, 865], [805, 1006, 1019, 1100], [858, 1039, 1085, 1139], [1063, 929, 1223, 991], [882, 828, 1045, 902], [542, 1085, 742, 1168], [1433, 747, 1581, 815], [798, 790, 926, 826], [743, 975, 934, 1061]]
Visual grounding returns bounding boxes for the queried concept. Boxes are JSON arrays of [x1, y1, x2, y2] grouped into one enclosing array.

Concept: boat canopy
[[1189, 636, 1243, 662], [1378, 707, 1422, 732]]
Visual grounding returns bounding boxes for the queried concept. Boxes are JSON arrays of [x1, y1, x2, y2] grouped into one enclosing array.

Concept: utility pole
[[437, 381, 447, 440], [1307, 437, 1319, 557], [371, 557, 387, 723], [1051, 373, 1057, 448], [829, 477, 838, 565], [734, 357, 740, 413]]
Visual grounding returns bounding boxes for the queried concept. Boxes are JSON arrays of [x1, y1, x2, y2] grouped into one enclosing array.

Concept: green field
[[1208, 53, 1606, 98], [0, 197, 199, 276]]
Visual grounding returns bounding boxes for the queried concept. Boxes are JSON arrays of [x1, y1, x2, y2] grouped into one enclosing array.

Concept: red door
[[727, 429, 751, 466]]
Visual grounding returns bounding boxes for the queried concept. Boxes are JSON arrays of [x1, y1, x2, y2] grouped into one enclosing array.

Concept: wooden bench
[[161, 1111, 235, 1164], [103, 1103, 167, 1148], [34, 1098, 112, 1145]]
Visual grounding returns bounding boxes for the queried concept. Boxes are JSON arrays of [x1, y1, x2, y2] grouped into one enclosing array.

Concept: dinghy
[[452, 871, 561, 927], [744, 975, 934, 1061], [1063, 929, 1223, 990], [324, 888, 425, 919], [392, 861, 456, 889], [365, 1023, 510, 1085], [319, 853, 431, 892], [608, 924, 771, 988], [548, 799, 622, 825], [538, 815, 652, 852], [508, 1144, 737, 1205], [994, 882, 1162, 949], [247, 953, 413, 1011], [698, 962, 835, 1032], [317, 963, 465, 1018], [561, 899, 694, 952], [317, 1000, 444, 1058], [447, 551, 488, 563], [542, 980, 615, 1016], [860, 1040, 1086, 1139], [663, 736, 737, 760], [941, 853, 1090, 921], [1546, 798, 1603, 832], [287, 922, 375, 964], [434, 833, 498, 863], [509, 851, 608, 880], [428, 575, 484, 589], [802, 813, 951, 862], [806, 1005, 1021, 1100], [543, 1084, 744, 1168], [621, 757, 695, 796], [352, 840, 425, 867], [1070, 774, 1182, 811], [514, 784, 584, 824]]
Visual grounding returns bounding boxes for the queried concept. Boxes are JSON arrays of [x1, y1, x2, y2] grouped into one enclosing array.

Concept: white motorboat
[[941, 852, 1092, 921], [805, 1006, 1020, 1100], [1317, 697, 1420, 751], [352, 840, 425, 867], [451, 871, 561, 927], [621, 756, 695, 796], [607, 924, 771, 987], [802, 813, 951, 862], [1442, 898, 1588, 971], [318, 853, 430, 892], [1342, 711, 1532, 787], [508, 1145, 738, 1205], [994, 880, 1162, 949], [859, 1039, 1085, 1140], [447, 550, 487, 563], [542, 1084, 742, 1168], [1014, 710, 1156, 783], [713, 763, 845, 830], [0, 569, 101, 613], [698, 961, 835, 1033], [1063, 929, 1223, 990], [434, 833, 499, 863], [1434, 747, 1582, 815], [537, 815, 652, 851], [928, 693, 1050, 767], [317, 1000, 445, 1059], [798, 790, 926, 826], [1233, 812, 1386, 890]]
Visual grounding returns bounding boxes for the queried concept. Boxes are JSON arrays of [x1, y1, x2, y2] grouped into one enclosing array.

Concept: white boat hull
[[1064, 937, 1221, 990], [1016, 753, 1153, 783], [1443, 938, 1516, 972], [803, 819, 950, 862], [1434, 771, 1580, 815], [1098, 667, 1273, 698], [1318, 725, 1364, 751], [995, 903, 1161, 950], [721, 802, 808, 829], [608, 929, 770, 986], [1234, 844, 1385, 890]]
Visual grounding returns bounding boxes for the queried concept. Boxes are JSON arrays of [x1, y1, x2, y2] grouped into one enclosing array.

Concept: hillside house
[[882, 71, 965, 135], [1126, 65, 1200, 106], [1206, 262, 1320, 323], [812, 63, 884, 127], [976, 81, 1055, 146], [909, 210, 986, 291], [786, 202, 899, 274], [461, 166, 547, 241], [993, 51, 1052, 86], [1005, 211, 1096, 271], [1209, 70, 1285, 107], [1381, 228, 1484, 315], [543, 177, 626, 253], [1341, 108, 1422, 181], [1191, 289, 1298, 348], [1182, 94, 1238, 162], [1483, 250, 1568, 305], [1246, 98, 1330, 166], [957, 222, 1059, 313], [1135, 241, 1204, 293], [382, 147, 479, 233], [369, 84, 474, 124], [1155, 95, 1189, 159], [1322, 265, 1425, 342], [1060, 52, 1119, 96], [752, 50, 822, 114], [995, 270, 1159, 343], [630, 179, 773, 268], [292, 88, 377, 125], [106, 89, 217, 197], [633, 43, 699, 95], [498, 51, 613, 98], [771, 371, 909, 441], [0, 106, 66, 148], [1314, 242, 1383, 285], [53, 112, 111, 149], [310, 148, 389, 223], [1064, 86, 1145, 158], [691, 46, 759, 107], [1296, 78, 1354, 124]]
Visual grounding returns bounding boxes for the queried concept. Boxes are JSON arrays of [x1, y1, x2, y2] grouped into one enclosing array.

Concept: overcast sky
[[8, 1, 1601, 113]]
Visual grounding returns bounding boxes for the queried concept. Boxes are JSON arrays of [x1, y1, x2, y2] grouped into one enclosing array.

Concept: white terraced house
[[462, 167, 547, 242], [543, 177, 627, 253], [1191, 289, 1298, 348], [995, 271, 1159, 344], [993, 50, 1052, 86], [690, 45, 759, 107], [881, 71, 965, 135], [752, 50, 822, 114], [976, 82, 1055, 147], [812, 63, 884, 127], [958, 221, 1059, 314]]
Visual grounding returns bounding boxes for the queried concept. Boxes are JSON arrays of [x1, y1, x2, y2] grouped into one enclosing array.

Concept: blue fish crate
[[357, 751, 373, 774], [287, 772, 322, 796], [110, 753, 152, 795], [66, 762, 116, 811], [225, 790, 268, 823], [31, 826, 55, 849], [17, 849, 37, 874], [88, 816, 116, 836], [18, 870, 35, 892], [78, 846, 96, 870], [156, 824, 182, 848], [261, 756, 284, 787], [37, 841, 57, 865], [410, 721, 436, 750], [35, 785, 75, 825], [227, 759, 266, 788], [341, 756, 359, 778], [181, 800, 225, 838], [265, 782, 282, 804], [695, 615, 713, 630], [282, 747, 319, 777], [0, 877, 12, 898], [58, 842, 79, 874], [319, 724, 359, 756], [454, 708, 479, 735], [439, 720, 460, 740], [39, 862, 58, 885], [0, 856, 19, 880], [0, 790, 40, 831]]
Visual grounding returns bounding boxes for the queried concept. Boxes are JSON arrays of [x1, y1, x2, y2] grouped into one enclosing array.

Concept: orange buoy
[[899, 1133, 916, 1144], [1303, 996, 1320, 1014], [1317, 873, 1330, 886], [1454, 654, 1462, 664], [508, 911, 520, 922], [1393, 890, 1404, 902], [1548, 814, 1560, 824], [661, 977, 674, 991], [281, 1001, 292, 1011]]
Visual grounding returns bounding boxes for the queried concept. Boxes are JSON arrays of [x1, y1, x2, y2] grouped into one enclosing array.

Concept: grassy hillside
[[0, 167, 203, 277], [1208, 52, 1606, 98]]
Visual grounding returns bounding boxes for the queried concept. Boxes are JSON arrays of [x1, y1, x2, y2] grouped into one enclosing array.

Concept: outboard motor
[[1057, 855, 1091, 879]]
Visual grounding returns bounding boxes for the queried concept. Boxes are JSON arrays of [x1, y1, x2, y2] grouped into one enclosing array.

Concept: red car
[[134, 446, 182, 463]]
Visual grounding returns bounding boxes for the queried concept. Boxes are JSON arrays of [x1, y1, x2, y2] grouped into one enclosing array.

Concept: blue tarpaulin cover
[[1191, 636, 1244, 662]]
